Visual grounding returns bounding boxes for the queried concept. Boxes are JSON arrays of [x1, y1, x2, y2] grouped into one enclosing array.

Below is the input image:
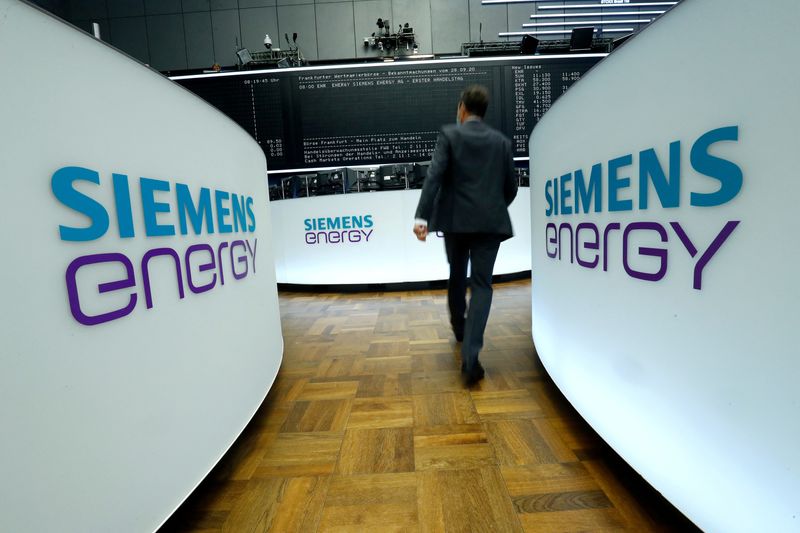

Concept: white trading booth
[[529, 0, 800, 531]]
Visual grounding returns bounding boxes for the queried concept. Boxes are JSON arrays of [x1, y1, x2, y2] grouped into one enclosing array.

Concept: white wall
[[31, 0, 597, 69], [529, 0, 800, 531], [0, 2, 283, 531]]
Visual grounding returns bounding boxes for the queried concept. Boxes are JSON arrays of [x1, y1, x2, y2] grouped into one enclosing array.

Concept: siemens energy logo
[[304, 215, 374, 245], [543, 126, 742, 290], [52, 166, 259, 326]]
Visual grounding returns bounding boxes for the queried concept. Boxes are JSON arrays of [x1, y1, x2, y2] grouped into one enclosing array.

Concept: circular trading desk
[[527, 0, 800, 530], [1, 3, 284, 532], [270, 188, 531, 285]]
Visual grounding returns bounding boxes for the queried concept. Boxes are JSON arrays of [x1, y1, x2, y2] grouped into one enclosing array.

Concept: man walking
[[413, 85, 518, 386]]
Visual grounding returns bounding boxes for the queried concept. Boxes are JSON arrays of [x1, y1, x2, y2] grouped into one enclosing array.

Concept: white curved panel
[[0, 3, 282, 532], [271, 189, 531, 285], [529, 0, 800, 531]]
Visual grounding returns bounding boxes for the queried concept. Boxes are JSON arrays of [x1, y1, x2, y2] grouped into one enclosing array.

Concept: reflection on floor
[[160, 278, 699, 532]]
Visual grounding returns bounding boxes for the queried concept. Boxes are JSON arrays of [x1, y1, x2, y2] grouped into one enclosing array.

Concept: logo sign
[[303, 214, 374, 244], [542, 126, 741, 290], [529, 0, 800, 531], [53, 167, 259, 326]]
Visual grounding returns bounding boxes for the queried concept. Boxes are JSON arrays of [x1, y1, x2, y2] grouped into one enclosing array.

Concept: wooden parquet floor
[[160, 278, 699, 533]]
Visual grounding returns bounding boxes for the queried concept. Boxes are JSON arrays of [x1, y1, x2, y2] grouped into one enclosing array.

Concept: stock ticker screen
[[174, 56, 603, 171]]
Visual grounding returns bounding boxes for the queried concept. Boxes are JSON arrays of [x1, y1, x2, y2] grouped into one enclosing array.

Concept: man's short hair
[[460, 85, 489, 118]]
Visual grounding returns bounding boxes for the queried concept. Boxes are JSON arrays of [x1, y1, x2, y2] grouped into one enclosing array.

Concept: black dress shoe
[[464, 362, 485, 386]]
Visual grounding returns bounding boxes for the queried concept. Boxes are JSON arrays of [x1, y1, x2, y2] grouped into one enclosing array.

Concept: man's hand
[[413, 223, 428, 241]]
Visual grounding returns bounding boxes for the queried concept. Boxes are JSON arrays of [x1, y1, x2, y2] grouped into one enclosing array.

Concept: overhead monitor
[[236, 48, 252, 66], [570, 27, 594, 51], [520, 34, 539, 55]]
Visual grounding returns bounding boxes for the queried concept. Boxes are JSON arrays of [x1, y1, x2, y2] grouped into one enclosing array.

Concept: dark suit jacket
[[415, 119, 517, 240]]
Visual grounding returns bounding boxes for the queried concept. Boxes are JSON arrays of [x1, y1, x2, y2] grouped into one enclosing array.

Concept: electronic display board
[[173, 55, 604, 171]]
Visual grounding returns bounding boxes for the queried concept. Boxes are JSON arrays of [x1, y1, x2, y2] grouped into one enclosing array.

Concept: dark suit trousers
[[444, 233, 502, 373]]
